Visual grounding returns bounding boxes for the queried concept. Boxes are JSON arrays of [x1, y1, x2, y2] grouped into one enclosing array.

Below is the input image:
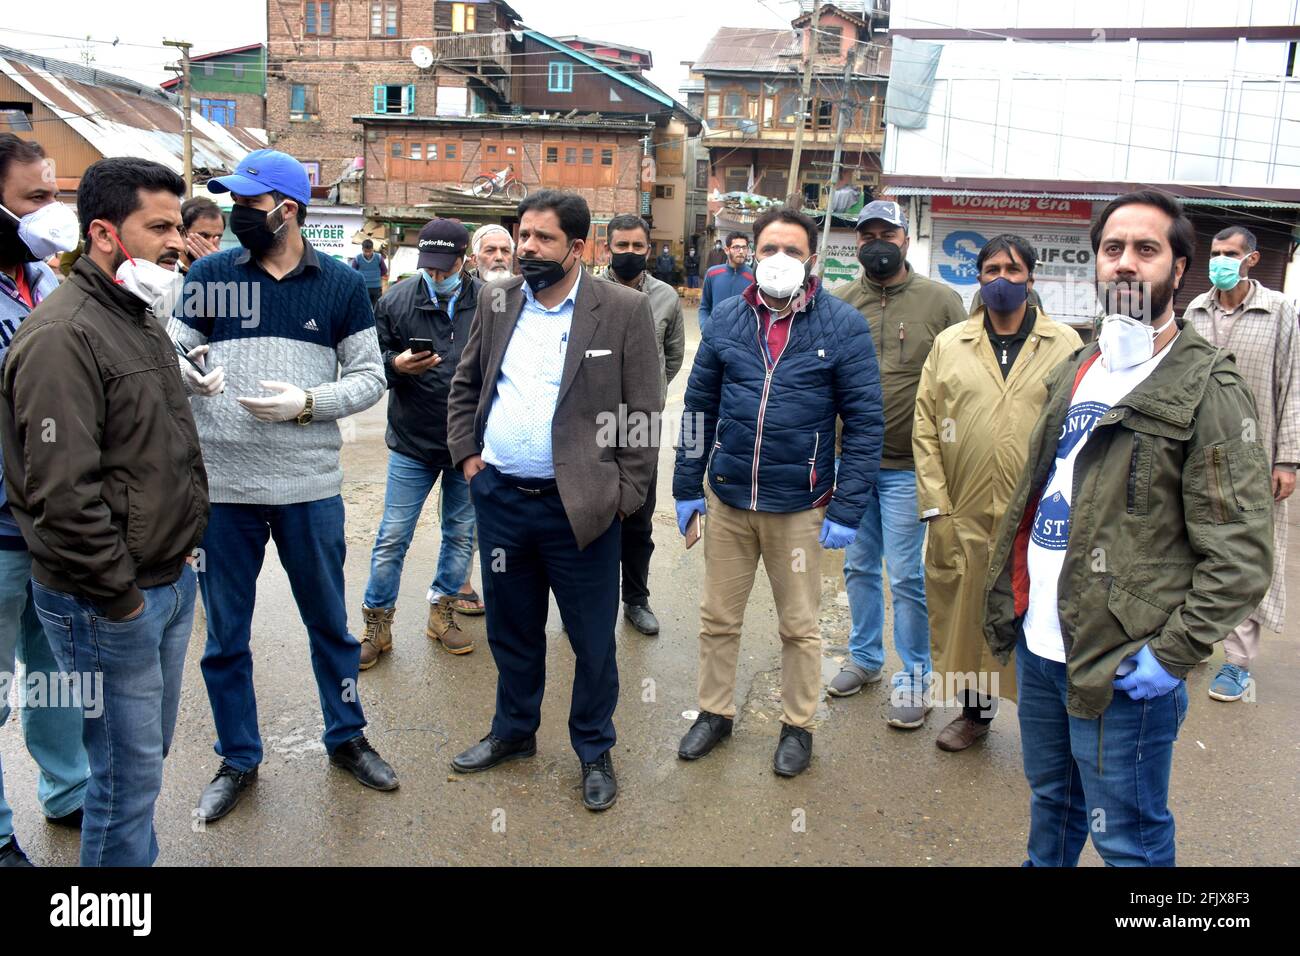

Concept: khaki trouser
[[1223, 617, 1260, 668], [697, 485, 825, 729]]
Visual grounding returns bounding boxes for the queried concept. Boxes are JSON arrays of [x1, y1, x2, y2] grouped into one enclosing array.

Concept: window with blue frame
[[199, 98, 237, 127], [373, 84, 415, 114], [290, 83, 318, 120], [547, 61, 573, 93]]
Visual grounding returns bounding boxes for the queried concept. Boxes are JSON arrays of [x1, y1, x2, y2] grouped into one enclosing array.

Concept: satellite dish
[[411, 45, 434, 69]]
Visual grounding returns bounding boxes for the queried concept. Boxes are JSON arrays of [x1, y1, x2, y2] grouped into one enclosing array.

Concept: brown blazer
[[447, 273, 664, 550]]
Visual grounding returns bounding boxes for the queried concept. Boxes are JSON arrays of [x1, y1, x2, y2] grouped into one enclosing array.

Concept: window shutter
[[404, 84, 416, 114], [292, 85, 306, 113], [374, 85, 385, 113]]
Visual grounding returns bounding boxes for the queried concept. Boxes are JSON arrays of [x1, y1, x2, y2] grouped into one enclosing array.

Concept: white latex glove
[[182, 344, 225, 397], [237, 380, 308, 422]]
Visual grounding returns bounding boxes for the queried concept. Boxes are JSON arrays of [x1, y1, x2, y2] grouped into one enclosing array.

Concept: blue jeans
[[198, 497, 365, 771], [363, 450, 476, 608], [30, 567, 196, 867], [1016, 633, 1189, 867], [842, 468, 930, 688], [0, 548, 89, 847]]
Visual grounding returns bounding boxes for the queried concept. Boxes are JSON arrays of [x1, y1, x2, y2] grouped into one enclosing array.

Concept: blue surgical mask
[[422, 270, 462, 300]]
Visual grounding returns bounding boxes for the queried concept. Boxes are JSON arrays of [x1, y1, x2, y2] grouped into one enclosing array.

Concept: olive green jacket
[[834, 264, 966, 469], [984, 321, 1274, 718]]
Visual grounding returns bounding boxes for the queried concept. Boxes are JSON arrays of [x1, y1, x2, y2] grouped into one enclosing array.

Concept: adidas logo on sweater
[[303, 318, 320, 331]]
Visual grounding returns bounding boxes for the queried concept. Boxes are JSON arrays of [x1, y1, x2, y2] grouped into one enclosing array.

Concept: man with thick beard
[[983, 190, 1273, 866]]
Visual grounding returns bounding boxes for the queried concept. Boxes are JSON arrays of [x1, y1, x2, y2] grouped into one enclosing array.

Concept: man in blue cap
[[166, 149, 396, 824]]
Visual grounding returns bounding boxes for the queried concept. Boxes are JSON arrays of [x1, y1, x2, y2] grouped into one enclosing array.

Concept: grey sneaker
[[827, 662, 883, 697], [886, 682, 933, 729]]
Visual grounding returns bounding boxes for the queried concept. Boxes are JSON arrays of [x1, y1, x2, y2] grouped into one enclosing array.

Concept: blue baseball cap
[[855, 199, 908, 234], [208, 149, 311, 206]]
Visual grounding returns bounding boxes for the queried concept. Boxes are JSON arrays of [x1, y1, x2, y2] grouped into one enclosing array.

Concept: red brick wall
[[361, 125, 645, 220]]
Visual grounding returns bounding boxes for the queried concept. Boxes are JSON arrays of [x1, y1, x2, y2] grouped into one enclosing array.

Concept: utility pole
[[164, 39, 194, 196], [785, 2, 821, 209], [817, 48, 858, 278]]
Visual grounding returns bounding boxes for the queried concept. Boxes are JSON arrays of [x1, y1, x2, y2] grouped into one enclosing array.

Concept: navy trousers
[[471, 464, 621, 763]]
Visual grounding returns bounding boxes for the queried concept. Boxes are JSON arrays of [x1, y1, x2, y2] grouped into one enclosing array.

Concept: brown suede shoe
[[426, 596, 475, 654], [935, 715, 990, 752], [359, 605, 395, 670]]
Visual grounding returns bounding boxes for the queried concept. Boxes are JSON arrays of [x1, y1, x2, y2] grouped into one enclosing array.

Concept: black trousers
[[472, 464, 621, 762], [620, 463, 656, 606]]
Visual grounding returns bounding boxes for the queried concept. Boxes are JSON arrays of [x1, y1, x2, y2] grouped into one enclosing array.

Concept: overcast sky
[[0, 0, 801, 98]]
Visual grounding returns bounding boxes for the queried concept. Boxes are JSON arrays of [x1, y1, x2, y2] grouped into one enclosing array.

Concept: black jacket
[[375, 272, 480, 469], [0, 257, 209, 618]]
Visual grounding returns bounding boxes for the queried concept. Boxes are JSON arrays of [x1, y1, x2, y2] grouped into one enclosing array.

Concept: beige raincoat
[[913, 308, 1083, 702]]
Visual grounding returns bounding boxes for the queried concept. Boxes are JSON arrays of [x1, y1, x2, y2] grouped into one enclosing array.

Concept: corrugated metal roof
[[694, 27, 802, 73], [353, 112, 654, 131], [884, 185, 1300, 208], [0, 45, 264, 176]]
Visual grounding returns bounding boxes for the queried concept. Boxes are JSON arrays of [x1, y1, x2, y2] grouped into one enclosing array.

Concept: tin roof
[[693, 27, 802, 73], [0, 45, 265, 175], [353, 112, 655, 132]]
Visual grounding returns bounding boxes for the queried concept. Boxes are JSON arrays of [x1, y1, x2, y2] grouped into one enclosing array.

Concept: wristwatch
[[296, 390, 315, 425]]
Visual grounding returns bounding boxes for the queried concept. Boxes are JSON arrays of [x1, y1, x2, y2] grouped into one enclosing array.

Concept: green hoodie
[[835, 263, 966, 469], [984, 321, 1274, 719]]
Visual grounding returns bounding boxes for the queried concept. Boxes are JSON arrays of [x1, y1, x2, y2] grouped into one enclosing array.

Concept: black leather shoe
[[0, 836, 33, 867], [773, 723, 812, 777], [451, 733, 537, 773], [623, 602, 660, 636], [196, 762, 258, 823], [45, 807, 82, 829], [677, 710, 733, 760], [330, 735, 399, 791], [581, 751, 617, 811]]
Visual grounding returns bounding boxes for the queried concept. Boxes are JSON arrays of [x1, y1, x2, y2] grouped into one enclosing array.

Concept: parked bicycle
[[469, 164, 528, 202]]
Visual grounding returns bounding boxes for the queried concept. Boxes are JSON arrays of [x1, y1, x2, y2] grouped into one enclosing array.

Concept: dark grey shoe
[[451, 733, 537, 773], [196, 762, 258, 823], [827, 662, 883, 697], [623, 603, 660, 636], [886, 684, 933, 729], [677, 711, 733, 760], [773, 723, 812, 777], [0, 836, 33, 867]]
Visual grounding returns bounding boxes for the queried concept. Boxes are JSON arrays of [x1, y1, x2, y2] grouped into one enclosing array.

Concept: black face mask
[[518, 243, 575, 293], [229, 203, 284, 255], [858, 239, 904, 280], [609, 251, 646, 281], [0, 210, 36, 265]]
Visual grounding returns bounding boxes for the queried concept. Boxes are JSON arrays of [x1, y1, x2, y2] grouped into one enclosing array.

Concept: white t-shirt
[[1022, 338, 1177, 661]]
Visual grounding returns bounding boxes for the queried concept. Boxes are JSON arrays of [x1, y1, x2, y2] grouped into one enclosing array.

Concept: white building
[[881, 0, 1300, 327]]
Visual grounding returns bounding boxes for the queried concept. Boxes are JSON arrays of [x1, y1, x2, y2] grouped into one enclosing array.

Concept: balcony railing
[[436, 31, 510, 75]]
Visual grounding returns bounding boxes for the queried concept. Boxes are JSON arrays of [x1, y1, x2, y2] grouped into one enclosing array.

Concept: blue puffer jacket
[[674, 281, 883, 527]]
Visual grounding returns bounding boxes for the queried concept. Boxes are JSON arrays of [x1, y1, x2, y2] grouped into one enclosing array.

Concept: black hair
[[362, 238, 374, 249], [752, 207, 819, 254], [606, 213, 651, 244], [1090, 189, 1196, 289], [1213, 225, 1258, 253], [725, 231, 749, 248], [180, 195, 223, 231], [269, 189, 309, 226], [77, 157, 185, 241], [0, 134, 46, 206], [516, 189, 590, 243], [977, 234, 1037, 276]]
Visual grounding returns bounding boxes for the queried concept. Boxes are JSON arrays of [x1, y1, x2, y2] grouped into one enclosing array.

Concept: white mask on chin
[[1098, 313, 1175, 371]]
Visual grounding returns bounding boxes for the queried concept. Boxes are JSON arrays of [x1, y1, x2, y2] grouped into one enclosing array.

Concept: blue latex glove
[[676, 498, 706, 536], [1112, 645, 1182, 700], [819, 518, 857, 550]]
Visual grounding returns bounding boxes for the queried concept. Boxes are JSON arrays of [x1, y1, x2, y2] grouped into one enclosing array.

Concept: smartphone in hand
[[685, 511, 703, 549], [408, 337, 435, 355]]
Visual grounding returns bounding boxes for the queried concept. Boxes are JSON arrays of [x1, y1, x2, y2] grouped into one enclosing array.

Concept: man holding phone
[[360, 218, 482, 665]]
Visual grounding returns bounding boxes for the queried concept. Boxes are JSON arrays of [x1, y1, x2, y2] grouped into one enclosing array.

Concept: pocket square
[[584, 349, 612, 358]]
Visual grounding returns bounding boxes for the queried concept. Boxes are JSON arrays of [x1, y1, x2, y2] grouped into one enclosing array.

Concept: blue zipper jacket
[[0, 260, 61, 547], [699, 261, 754, 328], [674, 279, 883, 527]]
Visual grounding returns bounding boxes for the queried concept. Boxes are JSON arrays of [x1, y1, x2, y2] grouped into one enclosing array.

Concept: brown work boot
[[935, 715, 991, 752], [359, 605, 395, 670], [426, 596, 475, 655]]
